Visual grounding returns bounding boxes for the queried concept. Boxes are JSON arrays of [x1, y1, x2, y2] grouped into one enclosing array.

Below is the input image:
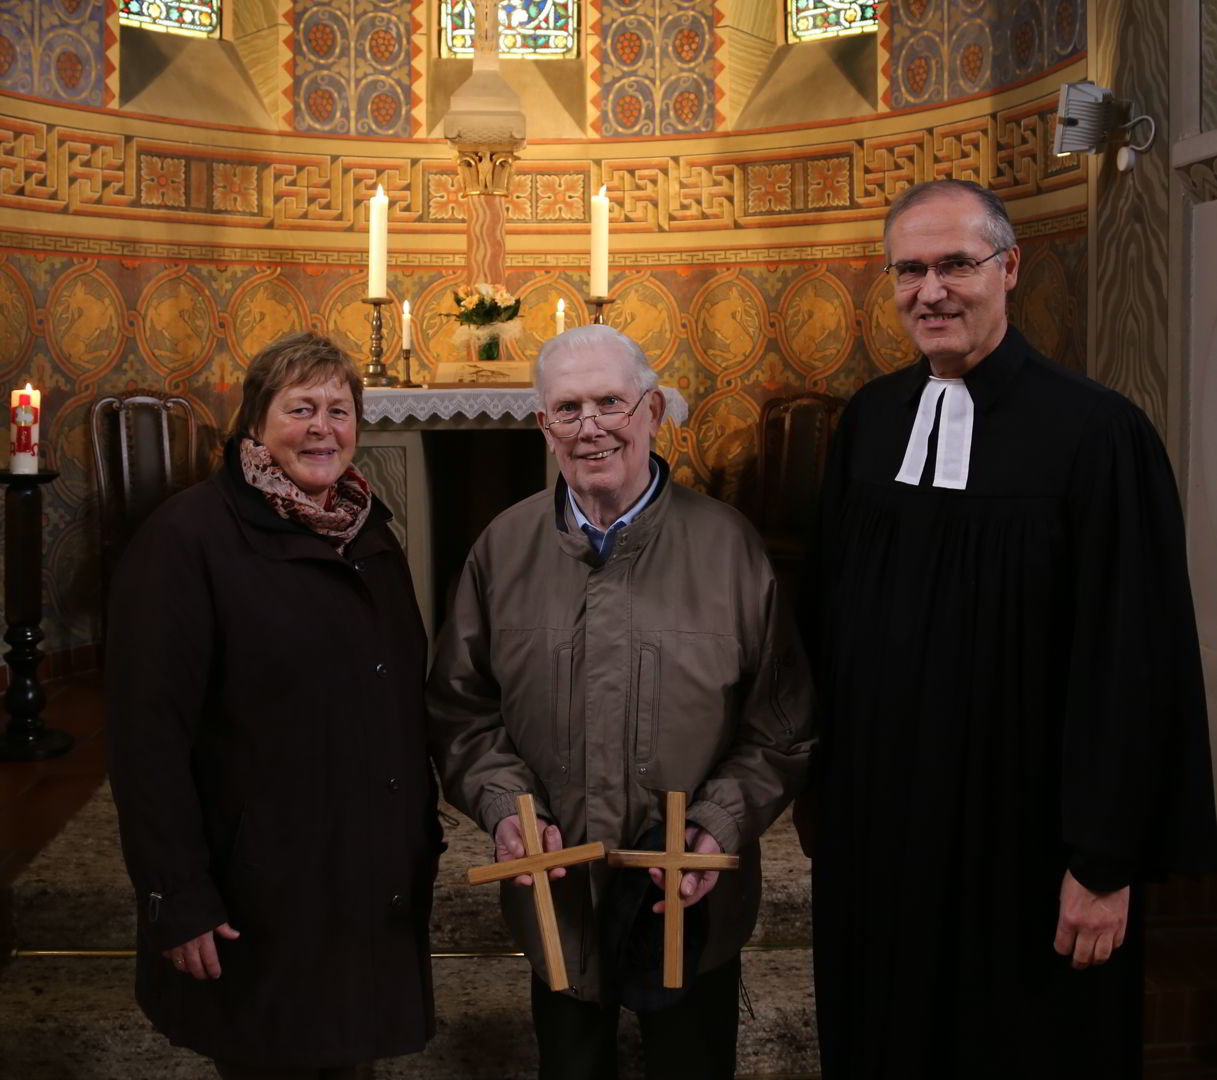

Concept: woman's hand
[[162, 922, 240, 979]]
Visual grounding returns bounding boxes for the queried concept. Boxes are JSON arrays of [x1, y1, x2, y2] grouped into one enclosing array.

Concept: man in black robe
[[806, 178, 1217, 1079]]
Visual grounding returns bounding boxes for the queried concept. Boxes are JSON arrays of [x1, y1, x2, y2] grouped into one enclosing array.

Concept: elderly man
[[806, 178, 1217, 1079], [428, 324, 812, 1079]]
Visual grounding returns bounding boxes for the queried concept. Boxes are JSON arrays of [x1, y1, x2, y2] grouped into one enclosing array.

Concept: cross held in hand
[[467, 793, 606, 992], [606, 790, 740, 988]]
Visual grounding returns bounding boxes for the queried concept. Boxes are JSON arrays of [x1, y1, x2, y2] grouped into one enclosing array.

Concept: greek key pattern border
[[0, 94, 1083, 235]]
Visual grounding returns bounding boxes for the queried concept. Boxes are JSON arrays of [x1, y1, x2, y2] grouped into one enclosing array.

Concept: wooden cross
[[605, 790, 740, 988], [467, 793, 606, 992]]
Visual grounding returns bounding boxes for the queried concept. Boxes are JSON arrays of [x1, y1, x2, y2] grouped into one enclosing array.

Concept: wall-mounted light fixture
[[1053, 80, 1156, 172]]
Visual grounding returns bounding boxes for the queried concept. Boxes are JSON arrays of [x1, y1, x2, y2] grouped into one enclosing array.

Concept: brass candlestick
[[361, 296, 399, 387], [401, 345, 420, 388], [585, 296, 616, 324]]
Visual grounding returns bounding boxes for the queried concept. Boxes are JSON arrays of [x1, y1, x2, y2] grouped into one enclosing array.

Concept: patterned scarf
[[239, 437, 371, 553]]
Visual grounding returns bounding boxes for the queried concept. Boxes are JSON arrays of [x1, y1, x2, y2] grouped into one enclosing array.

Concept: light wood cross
[[606, 790, 740, 988], [467, 793, 606, 992]]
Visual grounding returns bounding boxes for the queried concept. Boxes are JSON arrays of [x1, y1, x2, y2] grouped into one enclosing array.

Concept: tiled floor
[[0, 672, 106, 890]]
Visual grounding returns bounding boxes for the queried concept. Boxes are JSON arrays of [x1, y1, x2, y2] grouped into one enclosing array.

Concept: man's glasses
[[544, 390, 652, 439], [883, 248, 1006, 289]]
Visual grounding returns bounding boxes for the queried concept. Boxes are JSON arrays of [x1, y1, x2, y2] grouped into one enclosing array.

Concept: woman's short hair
[[883, 179, 1017, 256], [534, 324, 658, 398], [234, 331, 363, 438]]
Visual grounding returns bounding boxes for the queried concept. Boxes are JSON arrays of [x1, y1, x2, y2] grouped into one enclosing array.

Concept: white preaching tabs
[[894, 376, 975, 490]]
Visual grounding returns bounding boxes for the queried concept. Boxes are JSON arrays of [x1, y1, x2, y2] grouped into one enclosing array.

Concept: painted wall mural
[[0, 220, 1085, 654], [292, 0, 414, 137], [0, 0, 111, 108], [595, 0, 723, 136], [887, 0, 1085, 110]]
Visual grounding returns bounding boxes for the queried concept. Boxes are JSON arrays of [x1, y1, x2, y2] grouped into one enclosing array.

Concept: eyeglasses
[[544, 390, 652, 439], [883, 249, 1006, 289]]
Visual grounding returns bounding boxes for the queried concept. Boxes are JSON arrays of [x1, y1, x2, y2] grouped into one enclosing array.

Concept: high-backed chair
[[756, 390, 847, 589], [89, 391, 200, 604]]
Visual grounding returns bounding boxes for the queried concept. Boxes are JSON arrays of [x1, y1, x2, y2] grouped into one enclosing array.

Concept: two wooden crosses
[[468, 791, 738, 991]]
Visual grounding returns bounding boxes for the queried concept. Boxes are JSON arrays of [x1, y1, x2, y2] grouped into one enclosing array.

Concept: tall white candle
[[555, 297, 565, 335], [368, 184, 388, 298], [590, 185, 609, 297], [402, 299, 412, 350], [9, 382, 40, 474]]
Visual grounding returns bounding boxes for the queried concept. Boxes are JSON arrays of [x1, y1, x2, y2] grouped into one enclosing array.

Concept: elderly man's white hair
[[534, 324, 659, 397]]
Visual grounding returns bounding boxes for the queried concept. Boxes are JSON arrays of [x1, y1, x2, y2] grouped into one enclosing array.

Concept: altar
[[356, 386, 687, 645]]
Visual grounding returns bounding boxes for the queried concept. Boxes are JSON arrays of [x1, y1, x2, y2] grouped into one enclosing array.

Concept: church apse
[[0, 0, 1088, 662]]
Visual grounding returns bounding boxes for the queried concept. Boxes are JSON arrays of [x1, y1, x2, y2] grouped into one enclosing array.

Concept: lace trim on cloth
[[239, 438, 371, 552], [361, 387, 691, 426]]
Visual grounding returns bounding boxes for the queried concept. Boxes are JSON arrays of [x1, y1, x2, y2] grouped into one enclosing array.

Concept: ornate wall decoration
[[888, 0, 1085, 110], [0, 259, 35, 366], [136, 271, 217, 378], [597, 0, 723, 137], [0, 0, 108, 107], [292, 0, 412, 137], [0, 98, 1082, 233]]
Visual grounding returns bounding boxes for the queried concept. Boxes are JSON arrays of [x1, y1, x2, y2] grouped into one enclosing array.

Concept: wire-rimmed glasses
[[883, 248, 1006, 289], [543, 389, 652, 439]]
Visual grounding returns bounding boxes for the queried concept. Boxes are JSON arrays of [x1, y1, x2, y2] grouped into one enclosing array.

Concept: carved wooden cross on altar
[[467, 793, 606, 992], [606, 791, 740, 988]]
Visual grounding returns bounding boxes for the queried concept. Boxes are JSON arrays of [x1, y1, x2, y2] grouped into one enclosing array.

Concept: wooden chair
[[89, 390, 200, 602], [756, 390, 846, 589]]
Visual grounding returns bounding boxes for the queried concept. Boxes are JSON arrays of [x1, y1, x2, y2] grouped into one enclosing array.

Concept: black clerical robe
[[810, 327, 1217, 1080]]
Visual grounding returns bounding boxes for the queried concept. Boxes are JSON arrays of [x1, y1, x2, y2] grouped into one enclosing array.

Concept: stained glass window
[[787, 1, 879, 42], [120, 0, 220, 37], [441, 1, 578, 59]]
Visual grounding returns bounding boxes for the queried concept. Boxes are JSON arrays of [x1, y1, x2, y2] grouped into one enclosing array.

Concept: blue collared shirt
[[568, 460, 661, 558]]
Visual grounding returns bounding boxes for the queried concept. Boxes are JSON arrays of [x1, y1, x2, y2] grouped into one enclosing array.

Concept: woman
[[107, 332, 440, 1079]]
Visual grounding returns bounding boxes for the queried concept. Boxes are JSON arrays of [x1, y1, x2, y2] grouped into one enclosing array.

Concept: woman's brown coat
[[106, 446, 438, 1068]]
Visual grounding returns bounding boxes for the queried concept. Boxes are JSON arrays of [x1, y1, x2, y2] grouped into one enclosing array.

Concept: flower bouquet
[[451, 282, 522, 366]]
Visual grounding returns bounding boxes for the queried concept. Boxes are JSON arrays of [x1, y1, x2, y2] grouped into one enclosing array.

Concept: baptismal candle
[[402, 299, 412, 350], [9, 382, 40, 474], [590, 185, 609, 297], [555, 297, 565, 335], [368, 184, 388, 298]]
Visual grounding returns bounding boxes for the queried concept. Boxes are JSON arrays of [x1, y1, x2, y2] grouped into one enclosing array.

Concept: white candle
[[555, 297, 565, 335], [9, 382, 40, 474], [368, 184, 388, 298], [590, 185, 609, 298], [402, 299, 412, 350]]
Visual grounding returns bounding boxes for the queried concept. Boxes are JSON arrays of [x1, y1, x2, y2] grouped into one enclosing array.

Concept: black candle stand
[[0, 470, 72, 760]]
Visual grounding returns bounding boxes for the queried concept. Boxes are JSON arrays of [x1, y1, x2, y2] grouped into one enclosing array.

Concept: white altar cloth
[[363, 386, 689, 426]]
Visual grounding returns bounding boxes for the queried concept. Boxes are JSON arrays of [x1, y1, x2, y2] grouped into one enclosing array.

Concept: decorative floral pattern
[[746, 165, 793, 213], [294, 2, 412, 136], [428, 172, 466, 221], [213, 164, 258, 214], [140, 155, 186, 208], [536, 174, 585, 220], [599, 2, 718, 136]]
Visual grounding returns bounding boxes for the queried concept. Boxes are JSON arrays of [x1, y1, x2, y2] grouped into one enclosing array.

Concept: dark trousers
[[214, 1064, 371, 1080], [530, 954, 742, 1080]]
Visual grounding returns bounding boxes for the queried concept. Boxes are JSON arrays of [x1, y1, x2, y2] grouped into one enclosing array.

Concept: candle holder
[[585, 296, 617, 325], [400, 346, 421, 388], [361, 296, 400, 387], [0, 469, 72, 761]]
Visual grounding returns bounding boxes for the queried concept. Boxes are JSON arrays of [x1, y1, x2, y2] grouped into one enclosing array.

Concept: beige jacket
[[427, 457, 814, 1001]]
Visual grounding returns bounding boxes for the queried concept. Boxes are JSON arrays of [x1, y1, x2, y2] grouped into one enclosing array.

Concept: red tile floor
[[0, 672, 1214, 1075]]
